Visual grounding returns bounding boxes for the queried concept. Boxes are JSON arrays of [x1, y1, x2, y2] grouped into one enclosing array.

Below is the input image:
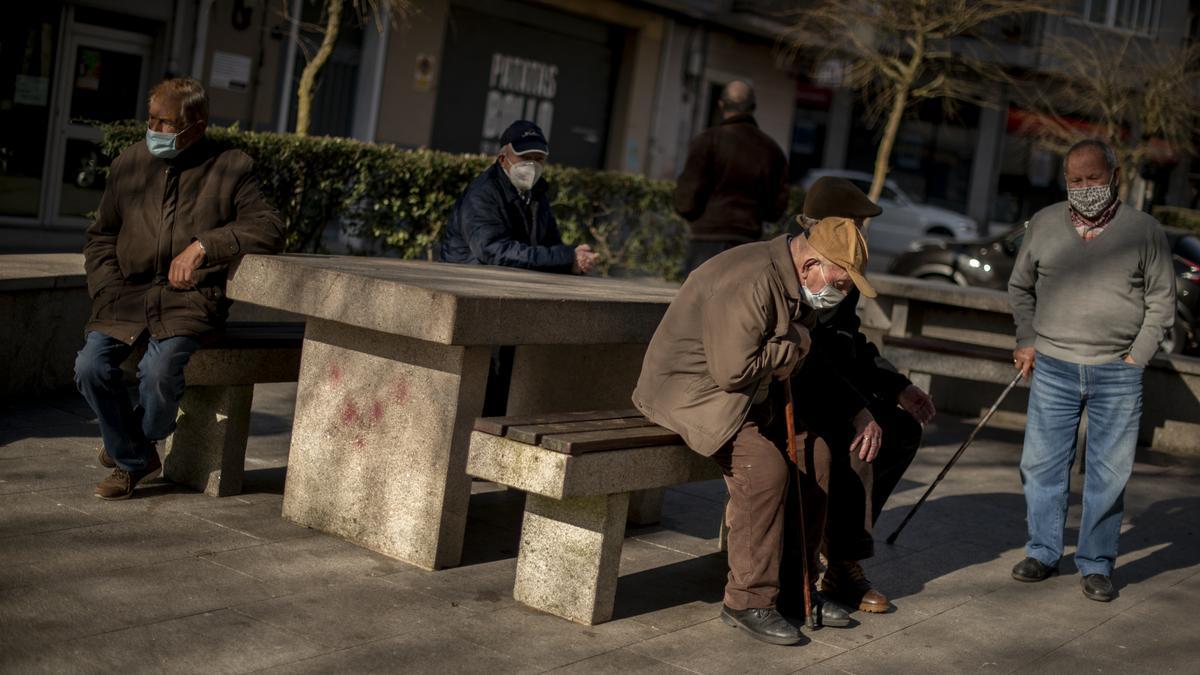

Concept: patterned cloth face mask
[[1067, 180, 1116, 219]]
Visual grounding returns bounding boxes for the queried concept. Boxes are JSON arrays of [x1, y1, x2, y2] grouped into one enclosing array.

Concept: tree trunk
[[869, 37, 923, 204], [870, 84, 909, 203], [295, 0, 343, 137]]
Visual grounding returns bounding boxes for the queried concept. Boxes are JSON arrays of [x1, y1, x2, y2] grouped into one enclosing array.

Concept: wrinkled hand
[[168, 240, 206, 289], [773, 327, 811, 380], [1013, 347, 1036, 380], [571, 244, 599, 275], [898, 384, 936, 425], [850, 407, 883, 462]]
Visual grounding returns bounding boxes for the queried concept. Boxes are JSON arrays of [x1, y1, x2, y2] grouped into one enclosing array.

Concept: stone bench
[[466, 409, 721, 625], [123, 321, 303, 496], [879, 334, 1025, 393]]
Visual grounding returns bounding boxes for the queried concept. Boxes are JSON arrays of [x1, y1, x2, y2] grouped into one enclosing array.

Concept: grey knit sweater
[[1008, 203, 1175, 366]]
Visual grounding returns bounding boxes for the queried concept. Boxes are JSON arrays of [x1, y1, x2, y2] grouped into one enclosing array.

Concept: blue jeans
[[1019, 351, 1144, 577], [74, 331, 201, 471]]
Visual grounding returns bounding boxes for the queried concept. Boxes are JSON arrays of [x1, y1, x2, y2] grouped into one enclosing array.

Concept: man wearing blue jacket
[[439, 120, 597, 274]]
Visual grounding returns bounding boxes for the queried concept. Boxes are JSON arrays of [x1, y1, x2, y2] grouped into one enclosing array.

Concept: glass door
[[0, 8, 61, 222], [42, 23, 150, 228]]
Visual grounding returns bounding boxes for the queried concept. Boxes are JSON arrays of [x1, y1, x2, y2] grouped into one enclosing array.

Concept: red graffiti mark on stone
[[353, 436, 366, 449], [371, 400, 385, 424], [391, 381, 408, 405], [340, 401, 360, 426], [329, 365, 343, 384]]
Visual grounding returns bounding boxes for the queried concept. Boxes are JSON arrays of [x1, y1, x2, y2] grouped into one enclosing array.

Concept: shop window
[[1078, 0, 1161, 35]]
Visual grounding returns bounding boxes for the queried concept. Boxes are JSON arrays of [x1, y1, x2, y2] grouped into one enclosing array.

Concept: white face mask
[[802, 262, 848, 310], [506, 160, 543, 192], [1067, 176, 1116, 218]]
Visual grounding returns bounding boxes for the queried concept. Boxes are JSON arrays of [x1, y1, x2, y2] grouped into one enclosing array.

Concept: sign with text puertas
[[431, 4, 615, 169]]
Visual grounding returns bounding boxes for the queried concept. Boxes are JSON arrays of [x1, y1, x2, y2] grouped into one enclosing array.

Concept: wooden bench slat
[[540, 426, 683, 455], [475, 409, 642, 436], [506, 417, 656, 445]]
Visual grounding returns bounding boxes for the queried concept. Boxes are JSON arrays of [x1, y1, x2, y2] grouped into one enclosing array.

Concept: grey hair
[[1065, 139, 1118, 173], [719, 80, 756, 114]]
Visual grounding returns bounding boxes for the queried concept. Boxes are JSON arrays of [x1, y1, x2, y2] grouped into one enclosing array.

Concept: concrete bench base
[[467, 426, 720, 625], [163, 384, 254, 497]]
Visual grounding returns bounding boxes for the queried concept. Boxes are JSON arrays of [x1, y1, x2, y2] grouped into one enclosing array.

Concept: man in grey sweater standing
[[1008, 139, 1175, 602]]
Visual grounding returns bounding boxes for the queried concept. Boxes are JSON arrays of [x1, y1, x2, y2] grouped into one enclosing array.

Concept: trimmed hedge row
[[101, 121, 803, 280], [1153, 206, 1200, 235]]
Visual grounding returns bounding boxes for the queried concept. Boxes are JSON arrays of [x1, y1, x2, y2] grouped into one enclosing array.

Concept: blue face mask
[[145, 124, 192, 159]]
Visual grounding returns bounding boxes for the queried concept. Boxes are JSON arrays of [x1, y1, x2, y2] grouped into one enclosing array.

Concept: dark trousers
[[712, 400, 831, 611], [74, 331, 200, 471], [804, 401, 923, 561], [683, 239, 745, 277]]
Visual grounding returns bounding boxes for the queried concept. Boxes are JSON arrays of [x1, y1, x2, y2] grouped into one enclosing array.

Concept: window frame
[[1074, 0, 1162, 37]]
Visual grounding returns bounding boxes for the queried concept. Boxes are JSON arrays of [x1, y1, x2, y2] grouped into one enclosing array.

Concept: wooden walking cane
[[783, 379, 818, 629]]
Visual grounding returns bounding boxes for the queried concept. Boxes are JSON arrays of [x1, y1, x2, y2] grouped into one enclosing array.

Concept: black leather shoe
[[1011, 557, 1058, 582], [1081, 574, 1115, 602], [720, 606, 803, 645], [817, 595, 852, 628]]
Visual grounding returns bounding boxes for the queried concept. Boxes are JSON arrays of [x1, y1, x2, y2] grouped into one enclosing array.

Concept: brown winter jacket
[[632, 235, 812, 456], [673, 114, 789, 243], [83, 137, 284, 344]]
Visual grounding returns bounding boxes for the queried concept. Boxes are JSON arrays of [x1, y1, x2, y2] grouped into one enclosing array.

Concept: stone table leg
[[507, 344, 664, 525], [514, 491, 630, 625], [163, 384, 253, 497], [281, 318, 490, 570]]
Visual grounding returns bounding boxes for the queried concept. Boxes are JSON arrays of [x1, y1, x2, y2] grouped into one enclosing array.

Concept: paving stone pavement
[[1, 382, 1197, 674]]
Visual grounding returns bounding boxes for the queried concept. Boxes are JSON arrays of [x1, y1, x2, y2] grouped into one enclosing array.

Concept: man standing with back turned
[[674, 80, 789, 275], [1008, 139, 1174, 602]]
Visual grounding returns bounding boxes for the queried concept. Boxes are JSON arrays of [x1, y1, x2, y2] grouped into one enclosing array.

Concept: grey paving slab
[[0, 491, 105, 538], [380, 557, 521, 614], [232, 576, 470, 650], [253, 623, 539, 675], [0, 557, 274, 649], [547, 647, 697, 673], [446, 605, 662, 670], [200, 534, 412, 597], [628, 617, 845, 674], [1021, 609, 1197, 674], [2, 609, 328, 675], [0, 509, 266, 589]]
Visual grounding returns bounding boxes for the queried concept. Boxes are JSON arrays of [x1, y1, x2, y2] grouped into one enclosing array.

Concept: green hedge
[[1152, 206, 1200, 235], [101, 121, 802, 280]]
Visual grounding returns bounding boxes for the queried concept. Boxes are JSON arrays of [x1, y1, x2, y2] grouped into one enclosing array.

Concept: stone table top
[[227, 254, 680, 345], [0, 253, 86, 291]]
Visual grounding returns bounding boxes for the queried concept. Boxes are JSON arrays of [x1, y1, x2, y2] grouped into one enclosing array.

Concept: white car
[[800, 169, 980, 260]]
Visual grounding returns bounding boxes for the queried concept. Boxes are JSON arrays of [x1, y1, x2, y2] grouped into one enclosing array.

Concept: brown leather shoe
[[819, 559, 891, 613], [94, 452, 161, 500], [98, 447, 115, 468]]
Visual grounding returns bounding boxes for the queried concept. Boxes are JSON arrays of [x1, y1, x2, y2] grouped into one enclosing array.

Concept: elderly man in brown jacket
[[74, 77, 283, 500], [633, 218, 874, 646]]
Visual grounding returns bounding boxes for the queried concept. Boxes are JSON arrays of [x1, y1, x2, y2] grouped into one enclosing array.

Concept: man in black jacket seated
[[789, 177, 936, 616], [439, 120, 597, 275]]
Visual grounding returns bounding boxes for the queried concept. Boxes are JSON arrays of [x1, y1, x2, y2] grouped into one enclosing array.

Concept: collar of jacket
[[719, 113, 757, 128], [768, 234, 805, 319], [488, 160, 547, 204]]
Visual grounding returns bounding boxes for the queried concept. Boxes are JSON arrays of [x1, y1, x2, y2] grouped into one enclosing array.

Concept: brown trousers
[[712, 402, 830, 610], [714, 398, 921, 611]]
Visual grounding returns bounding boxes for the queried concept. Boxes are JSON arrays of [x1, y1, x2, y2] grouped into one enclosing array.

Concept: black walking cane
[[783, 380, 818, 629], [885, 369, 1023, 545]]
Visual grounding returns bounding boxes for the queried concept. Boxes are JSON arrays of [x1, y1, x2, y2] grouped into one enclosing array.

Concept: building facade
[[2, 0, 1195, 236]]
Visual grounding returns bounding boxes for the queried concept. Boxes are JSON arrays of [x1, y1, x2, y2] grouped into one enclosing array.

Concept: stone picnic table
[[226, 254, 677, 570]]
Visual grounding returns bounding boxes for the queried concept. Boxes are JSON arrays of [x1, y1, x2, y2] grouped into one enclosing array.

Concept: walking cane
[[885, 369, 1023, 545], [783, 380, 818, 629]]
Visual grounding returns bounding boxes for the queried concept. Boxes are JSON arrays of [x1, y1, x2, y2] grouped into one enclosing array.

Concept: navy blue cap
[[499, 120, 549, 156]]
